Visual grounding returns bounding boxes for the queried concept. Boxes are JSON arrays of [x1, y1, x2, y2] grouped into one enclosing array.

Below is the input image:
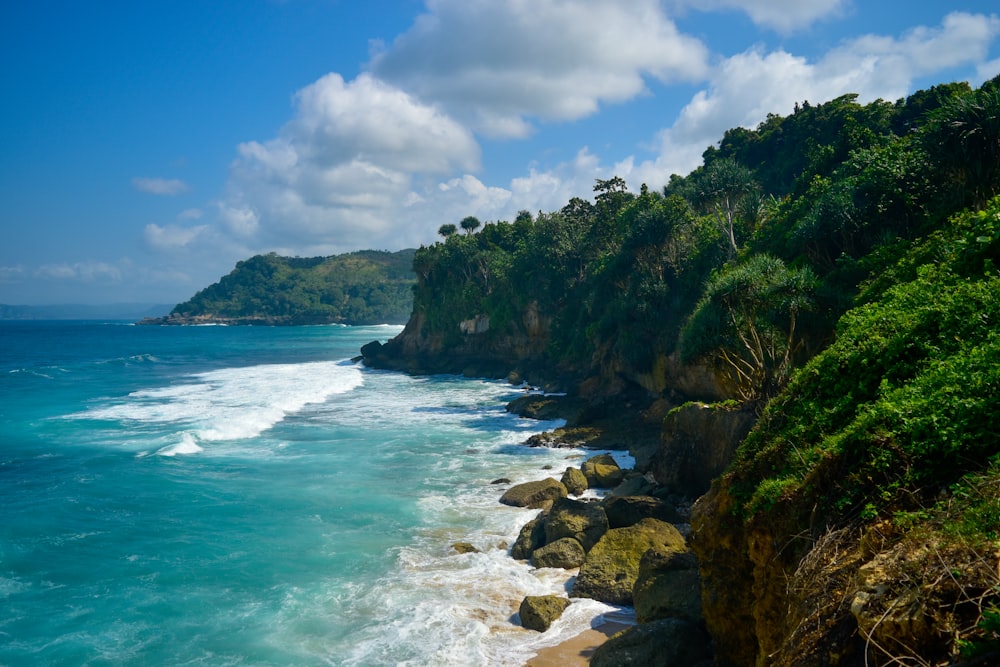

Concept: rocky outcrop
[[589, 618, 712, 667], [652, 402, 756, 497], [633, 548, 702, 624], [572, 518, 687, 605], [560, 467, 588, 496], [511, 513, 547, 560], [604, 496, 681, 529], [499, 478, 567, 509], [519, 595, 571, 632]]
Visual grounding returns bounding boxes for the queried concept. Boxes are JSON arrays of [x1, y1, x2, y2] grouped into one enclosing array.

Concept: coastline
[[523, 620, 630, 667]]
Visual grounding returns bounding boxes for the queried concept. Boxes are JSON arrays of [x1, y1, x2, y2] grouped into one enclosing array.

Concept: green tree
[[438, 223, 458, 238], [459, 216, 482, 235], [681, 255, 817, 402], [693, 159, 759, 259]]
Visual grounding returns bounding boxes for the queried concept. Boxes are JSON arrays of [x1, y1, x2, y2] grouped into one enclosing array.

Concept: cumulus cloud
[[221, 72, 479, 252], [673, 0, 849, 33], [370, 0, 710, 137], [132, 177, 190, 196], [0, 265, 25, 283], [627, 11, 1000, 185]]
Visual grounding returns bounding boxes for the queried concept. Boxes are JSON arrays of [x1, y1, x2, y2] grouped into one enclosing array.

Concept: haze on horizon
[[2, 0, 998, 306]]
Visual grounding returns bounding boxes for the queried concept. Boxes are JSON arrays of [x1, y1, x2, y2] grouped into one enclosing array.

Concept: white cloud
[[35, 261, 122, 283], [144, 223, 208, 250], [628, 11, 1000, 186], [178, 208, 203, 220], [674, 0, 849, 33], [132, 177, 190, 196], [371, 0, 710, 137], [219, 72, 480, 253], [0, 265, 25, 283]]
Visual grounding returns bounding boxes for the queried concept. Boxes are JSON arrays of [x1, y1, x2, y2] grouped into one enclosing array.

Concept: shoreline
[[523, 620, 631, 667]]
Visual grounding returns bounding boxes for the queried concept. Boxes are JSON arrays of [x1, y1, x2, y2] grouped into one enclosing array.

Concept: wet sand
[[523, 621, 630, 667]]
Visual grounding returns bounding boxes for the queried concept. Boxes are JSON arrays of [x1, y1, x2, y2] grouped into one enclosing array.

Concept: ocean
[[0, 322, 623, 666]]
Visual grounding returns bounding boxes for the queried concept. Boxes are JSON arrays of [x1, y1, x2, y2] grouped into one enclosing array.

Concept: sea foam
[[71, 360, 363, 451]]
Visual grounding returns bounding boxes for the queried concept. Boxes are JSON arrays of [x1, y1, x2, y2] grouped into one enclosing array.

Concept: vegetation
[[164, 249, 415, 325]]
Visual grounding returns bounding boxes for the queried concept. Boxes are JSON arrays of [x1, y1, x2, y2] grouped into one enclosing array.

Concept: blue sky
[[2, 1, 998, 306]]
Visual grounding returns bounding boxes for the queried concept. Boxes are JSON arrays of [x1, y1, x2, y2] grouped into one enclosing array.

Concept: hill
[[363, 76, 1000, 665], [144, 249, 415, 326], [0, 303, 172, 321]]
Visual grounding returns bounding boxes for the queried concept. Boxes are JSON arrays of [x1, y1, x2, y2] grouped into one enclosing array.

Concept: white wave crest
[[73, 360, 363, 446]]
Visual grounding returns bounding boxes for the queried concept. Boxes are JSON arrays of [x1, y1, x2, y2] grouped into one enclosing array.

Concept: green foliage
[[171, 250, 415, 325], [731, 199, 1000, 523]]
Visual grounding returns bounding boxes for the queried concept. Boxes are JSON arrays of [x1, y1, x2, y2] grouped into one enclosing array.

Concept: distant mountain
[[0, 303, 173, 321], [141, 249, 416, 326]]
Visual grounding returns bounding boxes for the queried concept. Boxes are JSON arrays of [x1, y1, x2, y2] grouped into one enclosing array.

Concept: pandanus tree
[[681, 254, 817, 403]]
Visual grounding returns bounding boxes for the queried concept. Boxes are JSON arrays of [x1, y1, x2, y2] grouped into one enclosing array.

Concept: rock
[[633, 548, 702, 623], [531, 537, 586, 569], [519, 595, 571, 632], [589, 618, 711, 667], [607, 473, 655, 498], [490, 477, 511, 485], [451, 542, 480, 554], [499, 478, 567, 508], [360, 340, 383, 359], [544, 498, 608, 551], [561, 466, 589, 496], [571, 518, 687, 605], [652, 402, 756, 497], [510, 513, 547, 560], [604, 496, 682, 529], [581, 453, 625, 488]]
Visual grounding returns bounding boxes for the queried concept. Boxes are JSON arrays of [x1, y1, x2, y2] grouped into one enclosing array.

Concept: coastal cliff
[[362, 79, 1000, 665]]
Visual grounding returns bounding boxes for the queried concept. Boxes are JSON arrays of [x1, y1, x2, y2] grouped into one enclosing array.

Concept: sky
[[1, 1, 999, 306]]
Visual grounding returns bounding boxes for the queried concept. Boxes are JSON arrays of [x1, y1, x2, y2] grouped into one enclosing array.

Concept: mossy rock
[[581, 454, 625, 488], [561, 466, 589, 496], [451, 542, 480, 554], [531, 537, 586, 569], [589, 618, 711, 667], [519, 595, 571, 632], [544, 498, 608, 551], [510, 513, 547, 560], [571, 518, 686, 605], [607, 473, 656, 498], [633, 548, 702, 623], [604, 495, 682, 529], [499, 478, 567, 508]]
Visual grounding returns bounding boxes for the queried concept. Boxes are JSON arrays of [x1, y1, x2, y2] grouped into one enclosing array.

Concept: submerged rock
[[519, 595, 571, 632], [451, 542, 480, 554], [571, 518, 686, 605], [499, 478, 567, 509]]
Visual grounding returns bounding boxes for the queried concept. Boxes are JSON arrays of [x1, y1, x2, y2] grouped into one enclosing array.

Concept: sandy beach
[[523, 621, 630, 667]]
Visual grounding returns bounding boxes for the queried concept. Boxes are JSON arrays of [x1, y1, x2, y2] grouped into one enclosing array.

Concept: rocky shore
[[479, 391, 749, 666]]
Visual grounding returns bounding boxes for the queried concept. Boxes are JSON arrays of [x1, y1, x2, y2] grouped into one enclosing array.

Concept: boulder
[[571, 518, 687, 605], [589, 618, 712, 667], [519, 595, 571, 632], [561, 466, 589, 496], [510, 513, 547, 560], [544, 498, 608, 551], [633, 548, 702, 623], [499, 478, 567, 509], [607, 473, 656, 498], [581, 454, 625, 488], [451, 542, 480, 554], [652, 402, 756, 497], [604, 496, 682, 529], [531, 537, 586, 569]]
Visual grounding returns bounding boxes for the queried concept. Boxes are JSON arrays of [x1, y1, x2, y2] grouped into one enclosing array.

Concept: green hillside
[[153, 249, 415, 325]]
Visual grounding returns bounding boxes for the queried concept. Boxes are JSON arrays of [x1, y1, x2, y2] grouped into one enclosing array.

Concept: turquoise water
[[0, 322, 617, 666]]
